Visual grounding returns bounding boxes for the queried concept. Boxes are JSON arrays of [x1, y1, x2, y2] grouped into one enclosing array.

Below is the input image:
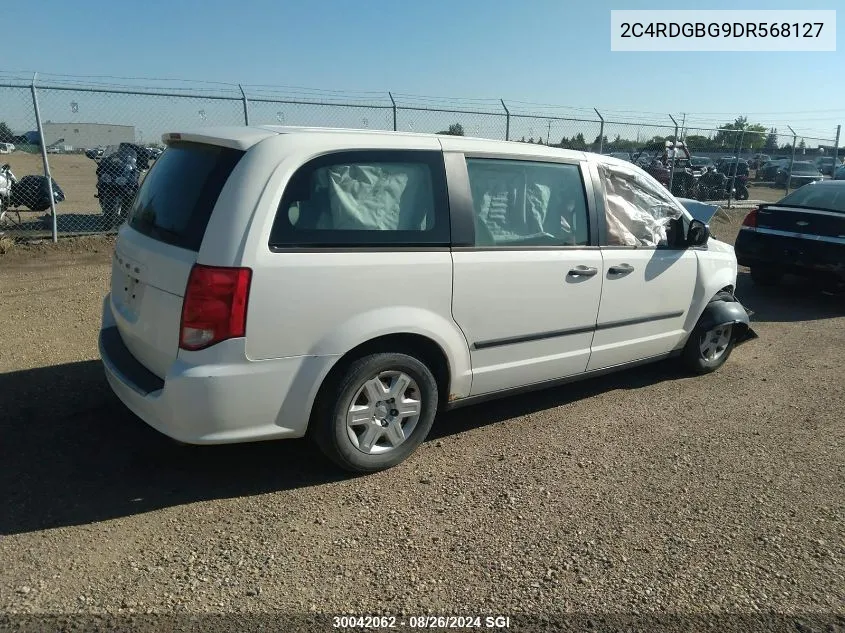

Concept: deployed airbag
[[316, 163, 433, 231], [598, 163, 683, 247]]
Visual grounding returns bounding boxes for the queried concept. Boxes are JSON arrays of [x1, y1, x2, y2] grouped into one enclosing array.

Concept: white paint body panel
[[451, 250, 603, 395], [588, 249, 698, 370], [98, 127, 741, 446]]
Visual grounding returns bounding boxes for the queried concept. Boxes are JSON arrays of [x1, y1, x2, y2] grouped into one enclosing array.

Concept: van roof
[[162, 125, 589, 161]]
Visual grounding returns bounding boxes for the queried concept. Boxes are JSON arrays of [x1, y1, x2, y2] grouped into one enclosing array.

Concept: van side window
[[270, 150, 450, 248], [465, 158, 589, 247], [597, 162, 684, 248]]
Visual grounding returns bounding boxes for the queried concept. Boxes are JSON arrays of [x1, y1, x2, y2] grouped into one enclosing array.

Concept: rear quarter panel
[[228, 134, 473, 398]]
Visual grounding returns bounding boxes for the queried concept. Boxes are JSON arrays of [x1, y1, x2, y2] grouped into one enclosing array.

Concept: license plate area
[[113, 251, 146, 320]]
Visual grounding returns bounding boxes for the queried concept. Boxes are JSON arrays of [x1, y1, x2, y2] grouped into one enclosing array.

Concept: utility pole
[[679, 112, 687, 141]]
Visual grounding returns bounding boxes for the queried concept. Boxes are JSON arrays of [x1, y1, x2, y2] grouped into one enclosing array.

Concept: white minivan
[[99, 127, 756, 472]]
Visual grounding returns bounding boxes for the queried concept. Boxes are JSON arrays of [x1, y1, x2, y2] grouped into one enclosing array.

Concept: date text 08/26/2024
[[332, 615, 512, 629]]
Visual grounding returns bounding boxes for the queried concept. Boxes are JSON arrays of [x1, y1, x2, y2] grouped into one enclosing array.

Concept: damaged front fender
[[698, 297, 759, 347]]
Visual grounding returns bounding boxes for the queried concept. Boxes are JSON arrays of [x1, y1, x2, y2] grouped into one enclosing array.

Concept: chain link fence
[[1, 77, 841, 240]]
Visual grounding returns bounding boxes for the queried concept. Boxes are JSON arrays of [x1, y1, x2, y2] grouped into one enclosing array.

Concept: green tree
[[558, 136, 570, 148], [520, 136, 526, 143], [436, 123, 464, 136], [528, 137, 534, 144], [713, 117, 766, 153], [569, 133, 587, 151], [798, 138, 806, 151], [762, 128, 779, 154], [0, 121, 14, 143], [684, 134, 713, 152]]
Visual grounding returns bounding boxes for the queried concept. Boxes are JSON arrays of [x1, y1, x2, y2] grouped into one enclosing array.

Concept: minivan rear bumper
[[99, 294, 325, 444]]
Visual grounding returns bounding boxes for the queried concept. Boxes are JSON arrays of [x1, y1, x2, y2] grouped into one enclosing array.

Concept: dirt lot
[[0, 216, 843, 632]]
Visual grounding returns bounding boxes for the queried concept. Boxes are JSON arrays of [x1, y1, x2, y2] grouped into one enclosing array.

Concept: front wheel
[[682, 291, 737, 374], [736, 185, 749, 200], [682, 323, 734, 375], [310, 352, 439, 473]]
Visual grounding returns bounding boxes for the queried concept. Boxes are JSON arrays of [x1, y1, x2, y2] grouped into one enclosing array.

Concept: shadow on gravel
[[0, 361, 347, 536], [2, 356, 687, 535], [735, 270, 844, 323], [3, 273, 840, 535]]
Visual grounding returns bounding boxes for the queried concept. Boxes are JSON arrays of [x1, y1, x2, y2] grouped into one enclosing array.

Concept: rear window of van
[[127, 141, 244, 251]]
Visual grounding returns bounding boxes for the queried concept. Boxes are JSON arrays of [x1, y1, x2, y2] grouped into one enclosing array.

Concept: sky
[[2, 0, 843, 143]]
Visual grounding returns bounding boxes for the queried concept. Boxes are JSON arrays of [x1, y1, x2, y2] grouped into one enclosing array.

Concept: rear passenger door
[[447, 152, 603, 396]]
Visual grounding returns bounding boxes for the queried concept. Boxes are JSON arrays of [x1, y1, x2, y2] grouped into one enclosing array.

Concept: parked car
[[815, 156, 835, 176], [689, 156, 714, 177], [773, 161, 824, 188], [757, 159, 789, 182], [716, 160, 750, 199], [98, 127, 756, 472], [749, 153, 771, 170], [0, 142, 15, 154], [735, 180, 845, 290], [834, 163, 845, 180]]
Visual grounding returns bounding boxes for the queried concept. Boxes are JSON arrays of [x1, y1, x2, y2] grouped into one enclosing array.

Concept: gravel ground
[[0, 217, 843, 633]]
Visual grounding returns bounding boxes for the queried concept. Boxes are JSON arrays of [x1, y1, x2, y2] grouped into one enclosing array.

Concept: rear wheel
[[310, 352, 439, 473], [750, 266, 782, 286]]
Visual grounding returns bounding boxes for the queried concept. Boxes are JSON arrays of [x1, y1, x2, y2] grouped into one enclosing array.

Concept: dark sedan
[[756, 159, 788, 181], [735, 180, 845, 289], [773, 161, 824, 187], [816, 156, 835, 176]]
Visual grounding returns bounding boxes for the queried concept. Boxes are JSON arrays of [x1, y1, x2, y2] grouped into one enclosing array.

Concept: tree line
[[436, 117, 824, 155]]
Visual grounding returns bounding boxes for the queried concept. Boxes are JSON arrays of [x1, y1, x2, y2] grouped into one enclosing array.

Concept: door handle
[[568, 265, 598, 278], [608, 263, 635, 275]]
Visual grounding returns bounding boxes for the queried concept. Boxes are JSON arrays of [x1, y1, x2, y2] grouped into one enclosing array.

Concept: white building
[[41, 122, 135, 150]]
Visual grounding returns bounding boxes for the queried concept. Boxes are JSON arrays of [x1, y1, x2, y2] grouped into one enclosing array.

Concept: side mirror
[[687, 219, 710, 247]]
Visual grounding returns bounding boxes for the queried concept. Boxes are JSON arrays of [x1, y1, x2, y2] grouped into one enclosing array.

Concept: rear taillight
[[741, 207, 759, 228], [179, 265, 252, 351]]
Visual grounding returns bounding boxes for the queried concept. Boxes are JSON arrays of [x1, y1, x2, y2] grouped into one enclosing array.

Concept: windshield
[[690, 157, 712, 166], [778, 185, 845, 213]]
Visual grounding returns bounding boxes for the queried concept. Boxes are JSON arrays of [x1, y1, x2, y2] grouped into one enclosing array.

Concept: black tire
[[101, 197, 123, 229], [309, 352, 439, 473], [736, 185, 749, 200], [682, 291, 737, 375], [750, 266, 783, 286]]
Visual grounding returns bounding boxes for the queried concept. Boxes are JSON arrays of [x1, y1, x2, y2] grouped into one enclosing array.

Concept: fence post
[[388, 92, 397, 131], [594, 108, 604, 154], [238, 84, 250, 125], [833, 125, 841, 172], [30, 72, 58, 243], [726, 124, 746, 210], [501, 99, 510, 141], [668, 114, 678, 195], [786, 125, 797, 193]]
